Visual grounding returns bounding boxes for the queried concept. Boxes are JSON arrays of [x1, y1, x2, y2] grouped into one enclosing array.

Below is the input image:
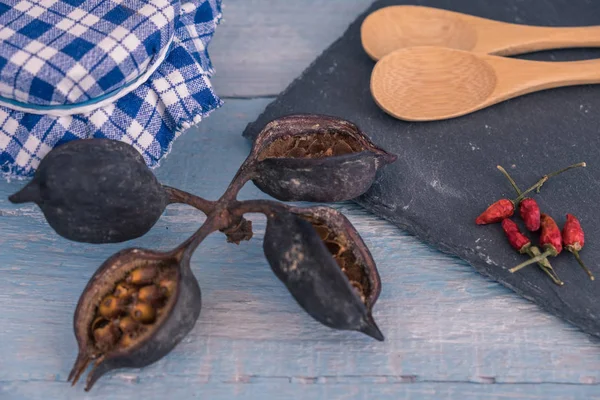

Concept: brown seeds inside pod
[[131, 302, 156, 324], [93, 323, 121, 353], [88, 262, 179, 354], [299, 215, 371, 304], [159, 278, 176, 297], [118, 316, 138, 333], [118, 331, 140, 348], [257, 132, 365, 161], [127, 265, 158, 285], [113, 283, 136, 299], [98, 295, 124, 319], [138, 285, 164, 307]]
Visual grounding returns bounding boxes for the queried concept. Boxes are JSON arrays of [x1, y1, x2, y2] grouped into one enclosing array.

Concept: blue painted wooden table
[[1, 1, 599, 399]]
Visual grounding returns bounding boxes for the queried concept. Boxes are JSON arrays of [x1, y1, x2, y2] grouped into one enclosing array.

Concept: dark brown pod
[[291, 205, 382, 312], [249, 114, 397, 202], [68, 248, 201, 391], [262, 207, 384, 341], [8, 139, 168, 243]]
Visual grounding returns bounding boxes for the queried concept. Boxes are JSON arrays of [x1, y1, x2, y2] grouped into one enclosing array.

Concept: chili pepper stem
[[536, 162, 587, 193], [571, 250, 595, 281], [526, 246, 564, 286], [509, 249, 554, 273], [496, 165, 522, 196], [514, 162, 586, 201], [538, 264, 565, 286]]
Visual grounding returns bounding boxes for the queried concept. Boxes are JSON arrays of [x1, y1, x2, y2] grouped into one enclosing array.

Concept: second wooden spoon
[[361, 5, 600, 61], [370, 46, 600, 121]]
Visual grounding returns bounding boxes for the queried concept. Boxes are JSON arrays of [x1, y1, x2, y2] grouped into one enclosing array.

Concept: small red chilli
[[501, 219, 530, 253], [519, 198, 541, 232], [562, 213, 585, 251], [475, 199, 514, 225], [502, 219, 563, 285], [509, 214, 563, 275], [539, 213, 563, 256], [494, 162, 586, 231], [562, 213, 595, 280]]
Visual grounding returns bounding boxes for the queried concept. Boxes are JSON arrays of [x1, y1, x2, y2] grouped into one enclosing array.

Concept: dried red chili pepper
[[475, 199, 514, 225], [501, 219, 530, 253], [519, 198, 541, 232], [562, 213, 595, 280], [492, 162, 586, 230], [539, 213, 563, 255], [510, 214, 563, 274], [496, 166, 541, 232], [501, 219, 563, 285]]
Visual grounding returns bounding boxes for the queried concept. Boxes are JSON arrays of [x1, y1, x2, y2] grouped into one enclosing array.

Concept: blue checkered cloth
[[0, 0, 223, 178]]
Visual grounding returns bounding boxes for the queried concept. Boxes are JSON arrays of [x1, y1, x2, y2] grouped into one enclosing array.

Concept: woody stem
[[571, 250, 595, 281], [164, 186, 216, 215]]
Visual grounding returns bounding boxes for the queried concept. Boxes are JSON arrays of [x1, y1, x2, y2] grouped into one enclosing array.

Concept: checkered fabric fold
[[0, 0, 223, 178]]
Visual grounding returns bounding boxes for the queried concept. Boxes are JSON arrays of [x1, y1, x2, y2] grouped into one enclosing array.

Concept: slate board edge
[[240, 2, 600, 341]]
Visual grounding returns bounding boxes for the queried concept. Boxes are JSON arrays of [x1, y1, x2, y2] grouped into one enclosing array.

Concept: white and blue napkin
[[0, 0, 222, 178]]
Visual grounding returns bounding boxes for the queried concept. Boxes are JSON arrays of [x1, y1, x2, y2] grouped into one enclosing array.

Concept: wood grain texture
[[1, 0, 600, 398], [209, 0, 374, 97], [360, 5, 600, 61], [1, 99, 599, 399], [370, 46, 600, 121]]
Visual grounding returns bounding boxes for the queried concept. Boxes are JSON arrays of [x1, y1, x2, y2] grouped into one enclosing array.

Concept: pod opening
[[257, 132, 365, 161], [89, 260, 180, 355], [299, 214, 372, 304]]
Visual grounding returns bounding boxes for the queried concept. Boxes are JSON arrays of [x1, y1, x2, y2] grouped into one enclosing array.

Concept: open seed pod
[[249, 114, 397, 202], [9, 139, 168, 243], [263, 206, 384, 341], [291, 205, 382, 311], [68, 247, 201, 391]]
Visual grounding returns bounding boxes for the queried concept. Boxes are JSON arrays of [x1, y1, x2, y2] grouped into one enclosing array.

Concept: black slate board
[[243, 0, 600, 339]]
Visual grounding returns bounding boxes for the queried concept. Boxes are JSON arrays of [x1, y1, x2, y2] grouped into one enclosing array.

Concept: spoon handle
[[481, 24, 600, 55], [492, 57, 600, 101]]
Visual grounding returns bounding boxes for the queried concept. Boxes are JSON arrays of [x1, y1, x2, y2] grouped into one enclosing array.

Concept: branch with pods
[[475, 162, 594, 285]]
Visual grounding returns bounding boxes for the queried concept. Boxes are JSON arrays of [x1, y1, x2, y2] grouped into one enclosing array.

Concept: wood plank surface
[[1, 99, 599, 399], [209, 0, 374, 97], [1, 0, 599, 399]]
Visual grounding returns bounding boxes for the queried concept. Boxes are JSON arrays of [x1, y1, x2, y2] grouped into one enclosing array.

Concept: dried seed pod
[[263, 208, 383, 341], [291, 205, 382, 315], [8, 139, 168, 243], [249, 114, 397, 202], [68, 248, 201, 391]]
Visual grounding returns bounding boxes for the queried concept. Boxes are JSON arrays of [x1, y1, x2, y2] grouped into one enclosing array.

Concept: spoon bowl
[[361, 5, 600, 61], [370, 46, 600, 121]]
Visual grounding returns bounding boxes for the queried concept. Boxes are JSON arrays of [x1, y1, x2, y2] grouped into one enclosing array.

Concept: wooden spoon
[[370, 46, 600, 121], [361, 5, 600, 61]]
